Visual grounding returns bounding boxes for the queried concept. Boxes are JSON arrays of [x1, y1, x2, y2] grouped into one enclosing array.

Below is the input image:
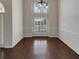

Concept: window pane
[[33, 18, 48, 33]]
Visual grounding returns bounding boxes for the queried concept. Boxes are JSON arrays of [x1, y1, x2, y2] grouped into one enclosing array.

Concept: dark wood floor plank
[[0, 37, 79, 59]]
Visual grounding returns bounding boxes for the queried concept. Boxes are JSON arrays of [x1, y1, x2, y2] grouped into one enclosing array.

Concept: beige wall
[[23, 0, 58, 37], [0, 15, 2, 46], [48, 0, 58, 37], [23, 0, 32, 37]]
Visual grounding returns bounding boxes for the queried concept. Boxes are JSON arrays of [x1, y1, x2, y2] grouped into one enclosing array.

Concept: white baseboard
[[58, 29, 79, 55], [12, 37, 23, 48]]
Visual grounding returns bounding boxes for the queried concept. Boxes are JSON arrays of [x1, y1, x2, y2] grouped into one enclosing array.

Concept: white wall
[[23, 0, 58, 37], [58, 0, 79, 54], [12, 0, 23, 47]]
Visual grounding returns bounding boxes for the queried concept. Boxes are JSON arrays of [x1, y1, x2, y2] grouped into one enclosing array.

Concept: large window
[[33, 0, 48, 33], [33, 18, 48, 33]]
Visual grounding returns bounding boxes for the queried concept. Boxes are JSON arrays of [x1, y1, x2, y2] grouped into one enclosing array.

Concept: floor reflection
[[33, 40, 48, 56], [34, 40, 47, 47]]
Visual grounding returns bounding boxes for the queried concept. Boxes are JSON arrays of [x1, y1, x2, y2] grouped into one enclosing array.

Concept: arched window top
[[0, 2, 5, 13]]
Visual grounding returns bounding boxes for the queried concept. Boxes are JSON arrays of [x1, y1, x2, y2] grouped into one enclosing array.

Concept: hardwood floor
[[0, 37, 79, 59]]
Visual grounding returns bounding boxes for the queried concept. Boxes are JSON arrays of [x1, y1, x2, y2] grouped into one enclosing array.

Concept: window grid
[[33, 18, 48, 33]]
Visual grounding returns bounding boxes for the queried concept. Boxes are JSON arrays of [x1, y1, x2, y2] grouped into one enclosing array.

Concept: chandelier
[[34, 0, 48, 12]]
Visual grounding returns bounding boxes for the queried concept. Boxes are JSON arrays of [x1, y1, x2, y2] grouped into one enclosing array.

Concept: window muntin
[[33, 18, 48, 33]]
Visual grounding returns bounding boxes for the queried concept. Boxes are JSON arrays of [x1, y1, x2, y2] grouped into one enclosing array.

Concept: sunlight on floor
[[33, 40, 49, 55]]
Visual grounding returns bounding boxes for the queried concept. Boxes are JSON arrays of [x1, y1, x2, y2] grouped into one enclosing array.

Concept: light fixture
[[35, 0, 48, 10], [0, 2, 5, 13]]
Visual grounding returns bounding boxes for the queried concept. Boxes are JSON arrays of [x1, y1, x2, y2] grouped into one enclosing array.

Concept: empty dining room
[[0, 0, 79, 59]]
